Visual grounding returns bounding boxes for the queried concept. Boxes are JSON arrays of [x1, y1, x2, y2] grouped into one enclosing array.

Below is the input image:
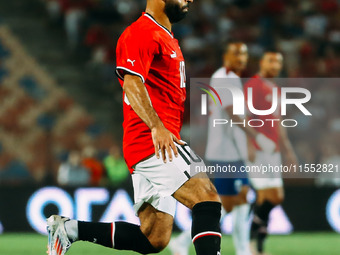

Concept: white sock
[[232, 204, 251, 255], [64, 219, 78, 242], [232, 207, 241, 254]]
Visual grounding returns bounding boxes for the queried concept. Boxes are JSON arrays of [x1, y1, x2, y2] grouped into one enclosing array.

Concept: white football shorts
[[132, 143, 205, 217], [248, 151, 283, 190]]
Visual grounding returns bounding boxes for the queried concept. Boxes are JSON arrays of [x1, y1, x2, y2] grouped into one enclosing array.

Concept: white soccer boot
[[47, 215, 72, 255]]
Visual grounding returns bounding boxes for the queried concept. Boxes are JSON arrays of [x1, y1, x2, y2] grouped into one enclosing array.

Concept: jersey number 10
[[179, 61, 186, 88], [177, 144, 202, 165]]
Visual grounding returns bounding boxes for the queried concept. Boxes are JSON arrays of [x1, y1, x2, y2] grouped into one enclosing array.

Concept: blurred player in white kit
[[170, 42, 276, 255]]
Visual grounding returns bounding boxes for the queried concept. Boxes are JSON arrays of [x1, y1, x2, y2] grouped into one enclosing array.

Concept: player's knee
[[223, 203, 233, 213], [174, 177, 220, 209], [275, 194, 284, 204], [206, 190, 220, 202], [199, 191, 220, 207], [273, 188, 284, 205], [148, 236, 169, 252], [192, 179, 220, 205], [269, 194, 284, 205], [191, 191, 220, 210], [204, 180, 220, 200]]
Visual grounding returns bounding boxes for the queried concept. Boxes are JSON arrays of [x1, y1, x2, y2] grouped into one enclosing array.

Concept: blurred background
[[0, 0, 339, 253]]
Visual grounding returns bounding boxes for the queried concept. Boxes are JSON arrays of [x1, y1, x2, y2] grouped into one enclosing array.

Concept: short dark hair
[[261, 50, 283, 59], [224, 40, 246, 54]]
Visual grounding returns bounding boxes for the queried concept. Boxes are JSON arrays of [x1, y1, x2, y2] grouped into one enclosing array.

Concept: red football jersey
[[244, 74, 281, 151], [116, 13, 186, 173]]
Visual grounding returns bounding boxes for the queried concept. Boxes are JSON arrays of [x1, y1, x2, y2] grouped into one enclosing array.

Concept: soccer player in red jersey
[[244, 52, 298, 255], [47, 0, 222, 255]]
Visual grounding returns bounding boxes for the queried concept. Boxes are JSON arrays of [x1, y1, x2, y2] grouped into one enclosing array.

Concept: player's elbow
[[123, 74, 143, 89]]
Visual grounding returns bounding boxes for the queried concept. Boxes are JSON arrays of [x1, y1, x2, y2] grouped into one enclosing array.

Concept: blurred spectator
[[0, 159, 32, 184], [45, 0, 62, 24], [81, 145, 104, 186], [304, 13, 328, 39], [40, 0, 340, 78], [85, 24, 109, 48], [60, 0, 93, 49], [57, 150, 90, 186], [84, 24, 111, 65], [103, 145, 128, 187]]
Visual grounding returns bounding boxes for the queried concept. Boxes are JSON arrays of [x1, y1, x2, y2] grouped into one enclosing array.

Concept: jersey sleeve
[[116, 29, 159, 84]]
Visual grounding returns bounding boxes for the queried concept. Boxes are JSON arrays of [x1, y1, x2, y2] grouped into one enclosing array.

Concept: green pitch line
[[0, 232, 339, 255]]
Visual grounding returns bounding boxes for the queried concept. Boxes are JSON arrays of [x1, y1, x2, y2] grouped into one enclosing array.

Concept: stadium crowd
[[44, 0, 340, 77]]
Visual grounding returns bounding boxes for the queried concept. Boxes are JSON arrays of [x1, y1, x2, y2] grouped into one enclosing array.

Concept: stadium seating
[[0, 26, 113, 184]]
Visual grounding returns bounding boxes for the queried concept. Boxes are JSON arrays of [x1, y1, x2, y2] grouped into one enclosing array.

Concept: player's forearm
[[123, 74, 164, 130], [280, 137, 294, 155], [279, 124, 290, 151]]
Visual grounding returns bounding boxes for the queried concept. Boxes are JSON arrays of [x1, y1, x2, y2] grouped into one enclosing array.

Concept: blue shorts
[[209, 160, 249, 196]]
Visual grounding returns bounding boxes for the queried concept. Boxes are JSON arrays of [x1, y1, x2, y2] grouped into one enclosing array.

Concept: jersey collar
[[144, 12, 173, 38], [225, 67, 236, 76]]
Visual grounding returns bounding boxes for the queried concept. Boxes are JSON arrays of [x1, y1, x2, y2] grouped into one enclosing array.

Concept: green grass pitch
[[0, 232, 339, 255]]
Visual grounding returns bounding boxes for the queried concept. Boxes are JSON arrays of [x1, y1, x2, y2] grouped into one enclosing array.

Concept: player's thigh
[[173, 172, 220, 210], [218, 184, 249, 211], [257, 186, 284, 205], [219, 195, 237, 213], [248, 151, 282, 180], [138, 202, 174, 248]]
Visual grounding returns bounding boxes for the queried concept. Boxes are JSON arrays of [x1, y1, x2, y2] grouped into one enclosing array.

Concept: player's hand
[[151, 125, 185, 163], [248, 140, 256, 163], [255, 133, 276, 153]]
